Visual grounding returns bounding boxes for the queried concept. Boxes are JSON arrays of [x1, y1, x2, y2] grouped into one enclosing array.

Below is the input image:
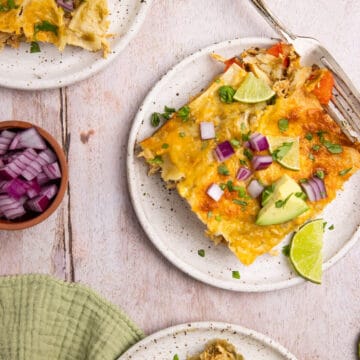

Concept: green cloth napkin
[[0, 274, 144, 360]]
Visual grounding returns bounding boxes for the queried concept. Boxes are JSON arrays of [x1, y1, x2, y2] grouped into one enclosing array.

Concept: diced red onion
[[26, 179, 41, 199], [1, 130, 16, 140], [21, 149, 56, 181], [311, 177, 327, 199], [25, 195, 50, 213], [0, 130, 15, 155], [247, 179, 264, 198], [57, 0, 74, 11], [251, 155, 273, 170], [207, 183, 224, 202], [3, 178, 29, 199], [236, 167, 252, 181], [0, 158, 3, 168], [41, 184, 58, 199], [215, 141, 235, 162], [301, 181, 316, 202], [200, 122, 216, 140], [300, 177, 327, 202], [36, 172, 50, 185], [0, 166, 17, 180], [9, 128, 46, 151], [0, 195, 26, 220], [249, 132, 269, 152], [42, 161, 61, 180]]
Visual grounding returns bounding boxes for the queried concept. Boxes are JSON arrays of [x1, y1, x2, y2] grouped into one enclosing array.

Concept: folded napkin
[[0, 274, 144, 360]]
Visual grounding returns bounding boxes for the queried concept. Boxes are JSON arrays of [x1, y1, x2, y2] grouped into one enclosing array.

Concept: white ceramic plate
[[127, 37, 360, 292], [118, 322, 297, 360], [0, 0, 152, 90]]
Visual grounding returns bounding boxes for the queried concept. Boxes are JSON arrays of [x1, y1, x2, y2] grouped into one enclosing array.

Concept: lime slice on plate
[[289, 219, 324, 284], [268, 135, 300, 171], [233, 72, 275, 103]]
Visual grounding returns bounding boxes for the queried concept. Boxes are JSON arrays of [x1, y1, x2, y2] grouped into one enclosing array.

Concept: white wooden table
[[1, 1, 359, 358]]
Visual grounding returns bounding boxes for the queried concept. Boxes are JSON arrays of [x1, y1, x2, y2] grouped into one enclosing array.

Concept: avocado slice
[[256, 174, 309, 226]]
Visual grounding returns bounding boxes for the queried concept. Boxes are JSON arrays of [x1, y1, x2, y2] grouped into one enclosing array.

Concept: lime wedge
[[268, 135, 300, 171], [289, 219, 324, 284], [233, 72, 275, 103]]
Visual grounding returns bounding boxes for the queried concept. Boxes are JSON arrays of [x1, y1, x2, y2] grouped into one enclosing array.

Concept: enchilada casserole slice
[[140, 43, 360, 265], [0, 0, 110, 56]]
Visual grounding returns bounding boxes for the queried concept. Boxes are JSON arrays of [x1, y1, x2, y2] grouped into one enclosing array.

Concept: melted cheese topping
[[140, 51, 360, 266], [0, 0, 109, 55]]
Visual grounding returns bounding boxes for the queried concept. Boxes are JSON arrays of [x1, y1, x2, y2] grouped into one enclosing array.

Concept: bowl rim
[[0, 120, 68, 230]]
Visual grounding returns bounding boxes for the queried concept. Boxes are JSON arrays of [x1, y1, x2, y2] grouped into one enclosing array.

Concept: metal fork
[[249, 0, 360, 143]]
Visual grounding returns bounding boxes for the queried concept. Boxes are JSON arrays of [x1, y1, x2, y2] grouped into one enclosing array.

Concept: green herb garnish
[[282, 244, 290, 257], [241, 131, 251, 142], [232, 199, 247, 207], [295, 192, 307, 200], [261, 184, 275, 205], [315, 170, 325, 179], [272, 142, 293, 160], [232, 270, 241, 279], [243, 148, 253, 160], [309, 153, 315, 161], [275, 193, 293, 208], [230, 138, 240, 148], [161, 143, 169, 149], [305, 132, 313, 141], [323, 141, 343, 154], [278, 118, 289, 132], [219, 183, 226, 190], [236, 186, 246, 198], [173, 355, 179, 360], [239, 159, 247, 166], [207, 211, 213, 218], [34, 20, 58, 37], [150, 112, 161, 126], [218, 164, 230, 176], [0, 0, 18, 11], [218, 85, 236, 103], [178, 105, 190, 122], [30, 41, 41, 53], [215, 215, 222, 222], [312, 144, 321, 151], [149, 155, 163, 165], [328, 224, 335, 230], [162, 106, 176, 120], [179, 132, 186, 138], [197, 249, 205, 257], [338, 167, 352, 176]]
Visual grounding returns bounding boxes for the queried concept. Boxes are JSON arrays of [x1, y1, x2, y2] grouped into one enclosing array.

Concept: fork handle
[[249, 0, 296, 43]]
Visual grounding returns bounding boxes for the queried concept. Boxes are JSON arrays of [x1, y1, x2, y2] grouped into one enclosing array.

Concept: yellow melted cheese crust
[[140, 51, 360, 266]]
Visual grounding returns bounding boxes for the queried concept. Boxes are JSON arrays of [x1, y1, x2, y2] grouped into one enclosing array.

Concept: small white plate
[[0, 0, 152, 90], [127, 37, 360, 292], [118, 322, 297, 360]]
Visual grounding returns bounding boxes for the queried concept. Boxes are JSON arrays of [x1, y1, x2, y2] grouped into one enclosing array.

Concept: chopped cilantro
[[215, 215, 222, 222], [275, 193, 293, 208], [232, 199, 247, 207], [218, 85, 236, 103], [328, 224, 335, 230], [339, 167, 352, 176], [232, 270, 240, 279], [34, 21, 58, 37], [323, 221, 327, 230], [261, 184, 275, 205], [299, 178, 308, 183], [239, 159, 247, 166], [162, 106, 175, 120], [243, 148, 253, 160], [173, 355, 179, 360], [295, 192, 307, 200], [219, 183, 226, 190], [218, 164, 230, 176], [197, 249, 205, 257], [241, 131, 251, 142], [230, 138, 240, 148], [161, 143, 169, 149], [278, 118, 289, 132], [236, 186, 246, 198], [315, 170, 325, 179], [305, 133, 313, 141], [0, 0, 18, 11], [323, 141, 343, 154], [312, 144, 321, 151], [207, 211, 213, 218], [178, 106, 190, 122], [30, 41, 41, 53], [282, 244, 290, 257], [179, 132, 186, 138], [309, 153, 315, 161], [272, 142, 293, 160], [149, 155, 163, 165], [226, 180, 234, 191]]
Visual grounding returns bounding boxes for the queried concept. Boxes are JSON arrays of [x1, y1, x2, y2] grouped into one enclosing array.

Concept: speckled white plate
[[0, 0, 152, 90], [127, 37, 360, 292], [118, 322, 297, 360]]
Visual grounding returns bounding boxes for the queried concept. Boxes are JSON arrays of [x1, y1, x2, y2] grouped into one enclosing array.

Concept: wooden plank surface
[[1, 1, 360, 359]]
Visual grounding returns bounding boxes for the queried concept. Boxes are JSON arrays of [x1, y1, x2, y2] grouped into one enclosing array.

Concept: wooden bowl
[[0, 121, 68, 230]]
